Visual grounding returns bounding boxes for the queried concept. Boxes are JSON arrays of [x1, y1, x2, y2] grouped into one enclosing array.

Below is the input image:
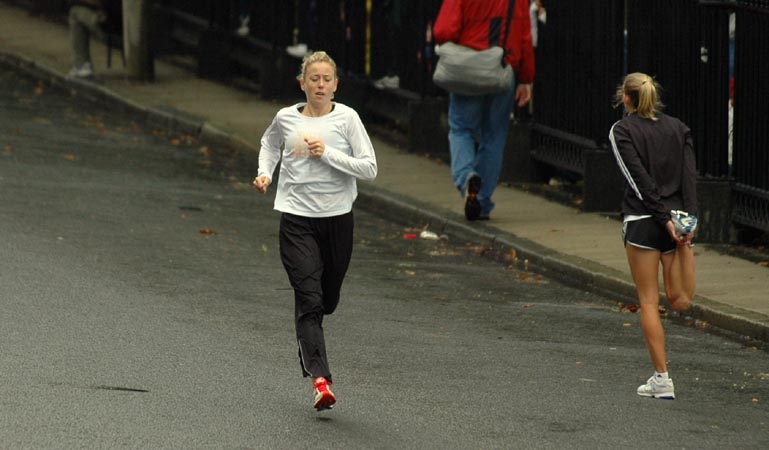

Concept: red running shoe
[[313, 377, 336, 411]]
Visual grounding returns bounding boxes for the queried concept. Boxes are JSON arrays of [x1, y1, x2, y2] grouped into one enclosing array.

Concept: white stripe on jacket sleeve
[[609, 121, 643, 201]]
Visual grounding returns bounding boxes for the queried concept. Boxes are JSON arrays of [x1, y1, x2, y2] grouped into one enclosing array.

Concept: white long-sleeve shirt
[[257, 102, 378, 218]]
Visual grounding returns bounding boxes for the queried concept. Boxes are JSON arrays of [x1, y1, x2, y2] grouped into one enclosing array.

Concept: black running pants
[[279, 211, 354, 383]]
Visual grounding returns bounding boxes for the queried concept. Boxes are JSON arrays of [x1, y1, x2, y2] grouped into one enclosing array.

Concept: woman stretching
[[609, 72, 698, 400]]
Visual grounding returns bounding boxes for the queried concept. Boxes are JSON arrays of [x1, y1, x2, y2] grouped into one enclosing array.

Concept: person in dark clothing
[[433, 0, 534, 221], [67, 0, 106, 78], [609, 72, 698, 400]]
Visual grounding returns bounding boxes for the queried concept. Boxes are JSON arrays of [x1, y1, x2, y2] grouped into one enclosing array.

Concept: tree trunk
[[122, 0, 154, 81]]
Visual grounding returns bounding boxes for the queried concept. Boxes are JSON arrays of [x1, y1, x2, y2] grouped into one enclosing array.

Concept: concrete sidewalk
[[1, 2, 767, 342]]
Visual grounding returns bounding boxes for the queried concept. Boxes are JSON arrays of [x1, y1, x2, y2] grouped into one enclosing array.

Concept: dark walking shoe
[[313, 377, 336, 411], [464, 173, 482, 221]]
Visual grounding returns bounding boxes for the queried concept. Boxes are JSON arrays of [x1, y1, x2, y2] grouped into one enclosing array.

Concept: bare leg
[[662, 243, 695, 312], [626, 245, 667, 373]]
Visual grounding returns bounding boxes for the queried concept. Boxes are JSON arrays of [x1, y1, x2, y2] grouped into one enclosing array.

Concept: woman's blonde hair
[[614, 72, 664, 120], [296, 51, 338, 81]]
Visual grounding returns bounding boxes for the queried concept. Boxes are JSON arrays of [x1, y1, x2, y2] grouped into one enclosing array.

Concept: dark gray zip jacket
[[609, 112, 698, 226]]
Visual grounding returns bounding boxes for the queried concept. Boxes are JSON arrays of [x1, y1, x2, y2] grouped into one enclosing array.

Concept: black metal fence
[[7, 0, 769, 237], [730, 2, 769, 231], [626, 0, 731, 179], [156, 0, 443, 94], [532, 0, 624, 147], [530, 0, 769, 236]]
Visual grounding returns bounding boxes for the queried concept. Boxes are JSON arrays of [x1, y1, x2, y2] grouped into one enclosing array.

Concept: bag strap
[[501, 0, 515, 64]]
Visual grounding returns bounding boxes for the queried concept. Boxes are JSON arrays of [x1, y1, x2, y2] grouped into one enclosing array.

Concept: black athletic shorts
[[622, 218, 676, 254]]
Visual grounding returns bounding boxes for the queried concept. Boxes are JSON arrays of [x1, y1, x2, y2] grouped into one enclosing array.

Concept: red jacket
[[434, 0, 535, 84]]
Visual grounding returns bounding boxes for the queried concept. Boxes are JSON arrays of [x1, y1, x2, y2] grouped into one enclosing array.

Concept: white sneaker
[[67, 62, 93, 78], [287, 43, 309, 58], [373, 75, 400, 90], [637, 375, 675, 399], [236, 16, 250, 37]]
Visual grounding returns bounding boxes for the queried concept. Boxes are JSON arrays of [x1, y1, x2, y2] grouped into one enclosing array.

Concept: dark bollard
[[260, 51, 301, 101], [696, 177, 734, 243], [500, 119, 544, 184], [337, 73, 369, 115], [32, 0, 66, 17], [197, 27, 232, 80], [582, 148, 623, 212], [407, 96, 449, 160]]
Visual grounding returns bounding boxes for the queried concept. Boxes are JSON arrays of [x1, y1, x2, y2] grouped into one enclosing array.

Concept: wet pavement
[[1, 62, 769, 449]]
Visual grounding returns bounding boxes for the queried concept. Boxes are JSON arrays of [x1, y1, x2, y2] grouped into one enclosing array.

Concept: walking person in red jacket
[[433, 0, 535, 221]]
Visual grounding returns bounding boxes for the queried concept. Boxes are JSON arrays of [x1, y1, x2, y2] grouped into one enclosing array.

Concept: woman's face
[[300, 62, 338, 106]]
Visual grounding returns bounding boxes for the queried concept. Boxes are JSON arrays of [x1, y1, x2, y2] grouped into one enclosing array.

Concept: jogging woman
[[609, 72, 697, 400], [253, 51, 377, 410]]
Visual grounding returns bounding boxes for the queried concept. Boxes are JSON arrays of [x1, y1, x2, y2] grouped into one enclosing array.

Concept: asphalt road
[[1, 66, 768, 450]]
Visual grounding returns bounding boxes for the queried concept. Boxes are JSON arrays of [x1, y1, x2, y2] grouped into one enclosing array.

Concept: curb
[[356, 184, 769, 344], [3, 50, 767, 344], [0, 52, 261, 157]]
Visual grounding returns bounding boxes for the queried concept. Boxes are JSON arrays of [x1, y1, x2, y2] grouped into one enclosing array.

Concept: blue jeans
[[448, 84, 516, 216]]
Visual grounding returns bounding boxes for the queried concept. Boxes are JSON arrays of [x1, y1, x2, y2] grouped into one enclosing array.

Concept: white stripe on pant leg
[[297, 339, 314, 378]]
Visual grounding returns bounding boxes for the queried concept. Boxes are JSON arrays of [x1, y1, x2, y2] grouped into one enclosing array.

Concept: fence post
[[123, 0, 154, 81], [499, 120, 542, 184], [696, 177, 734, 243], [407, 97, 449, 159], [582, 147, 624, 212]]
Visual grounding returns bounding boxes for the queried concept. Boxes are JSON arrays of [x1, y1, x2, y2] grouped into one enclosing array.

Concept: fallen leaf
[[693, 319, 711, 330], [80, 118, 105, 128], [199, 146, 212, 157], [230, 182, 251, 190], [620, 304, 640, 313], [261, 244, 268, 253], [33, 86, 44, 96], [404, 270, 416, 276], [757, 261, 768, 267], [170, 138, 181, 146], [199, 228, 217, 235], [752, 397, 760, 404], [3, 145, 12, 153], [62, 154, 77, 161], [522, 303, 534, 308], [623, 322, 632, 327]]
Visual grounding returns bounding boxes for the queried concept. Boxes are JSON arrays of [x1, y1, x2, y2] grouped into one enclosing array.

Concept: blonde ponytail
[[614, 72, 664, 120]]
